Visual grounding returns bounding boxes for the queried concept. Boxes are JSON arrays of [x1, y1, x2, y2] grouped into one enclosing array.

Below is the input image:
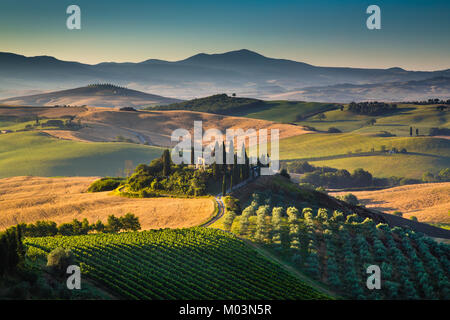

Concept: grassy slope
[[0, 131, 163, 177], [296, 104, 449, 135], [242, 101, 338, 123], [279, 133, 450, 178], [156, 94, 338, 122], [25, 228, 331, 299]]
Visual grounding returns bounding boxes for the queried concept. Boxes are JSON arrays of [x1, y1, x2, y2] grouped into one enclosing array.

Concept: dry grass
[[331, 182, 450, 223], [0, 176, 214, 230], [0, 106, 311, 147]]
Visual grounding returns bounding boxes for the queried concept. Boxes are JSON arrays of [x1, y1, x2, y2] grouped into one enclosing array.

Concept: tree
[[93, 220, 105, 233], [366, 118, 376, 126], [317, 113, 326, 121], [410, 127, 413, 136], [222, 174, 227, 196], [162, 149, 171, 176], [120, 213, 141, 231], [47, 247, 74, 276], [107, 215, 122, 233], [280, 168, 290, 179], [190, 146, 194, 165], [416, 128, 419, 136], [230, 170, 234, 190], [410, 216, 418, 222]]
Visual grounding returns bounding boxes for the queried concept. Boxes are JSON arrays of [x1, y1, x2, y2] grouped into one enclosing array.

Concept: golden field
[[0, 176, 215, 230], [0, 106, 311, 147], [331, 182, 450, 224]]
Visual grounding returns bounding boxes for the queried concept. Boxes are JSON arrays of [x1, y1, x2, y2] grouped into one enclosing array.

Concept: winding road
[[201, 196, 225, 227]]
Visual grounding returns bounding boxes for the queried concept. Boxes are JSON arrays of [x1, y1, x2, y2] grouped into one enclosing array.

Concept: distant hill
[[270, 76, 450, 102], [154, 93, 340, 120], [1, 50, 449, 101], [0, 84, 181, 108]]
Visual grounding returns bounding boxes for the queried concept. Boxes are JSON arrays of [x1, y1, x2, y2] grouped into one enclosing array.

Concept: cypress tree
[[222, 174, 227, 196], [191, 146, 195, 165], [222, 141, 226, 168], [162, 149, 171, 176], [230, 167, 234, 190]]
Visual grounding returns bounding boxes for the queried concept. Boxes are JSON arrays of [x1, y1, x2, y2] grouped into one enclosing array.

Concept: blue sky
[[0, 0, 449, 70]]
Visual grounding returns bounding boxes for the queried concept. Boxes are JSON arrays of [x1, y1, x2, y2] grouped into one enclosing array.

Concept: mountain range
[[0, 49, 449, 101]]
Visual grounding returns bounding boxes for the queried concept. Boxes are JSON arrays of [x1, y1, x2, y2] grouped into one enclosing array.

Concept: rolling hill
[[1, 50, 449, 101], [0, 105, 311, 147], [279, 133, 450, 179], [154, 93, 340, 120], [270, 77, 450, 102], [0, 176, 214, 231], [0, 131, 164, 178], [25, 228, 331, 299], [331, 182, 450, 224], [0, 84, 181, 108]]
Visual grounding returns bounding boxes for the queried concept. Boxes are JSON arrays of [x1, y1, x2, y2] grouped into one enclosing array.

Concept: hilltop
[[0, 84, 181, 108], [153, 93, 341, 119]]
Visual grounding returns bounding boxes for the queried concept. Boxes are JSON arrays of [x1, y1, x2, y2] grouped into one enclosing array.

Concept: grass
[[277, 133, 450, 178], [296, 104, 450, 135], [0, 131, 163, 177], [0, 176, 215, 231], [25, 228, 331, 299], [242, 101, 338, 123], [309, 154, 449, 179], [330, 182, 450, 224]]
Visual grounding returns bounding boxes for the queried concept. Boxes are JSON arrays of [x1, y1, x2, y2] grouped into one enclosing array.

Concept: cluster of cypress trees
[[0, 226, 25, 277]]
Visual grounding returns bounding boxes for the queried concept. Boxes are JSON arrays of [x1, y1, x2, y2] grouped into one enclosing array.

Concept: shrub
[[47, 248, 74, 276], [327, 127, 342, 133], [88, 177, 123, 192], [337, 193, 359, 206], [393, 211, 403, 217]]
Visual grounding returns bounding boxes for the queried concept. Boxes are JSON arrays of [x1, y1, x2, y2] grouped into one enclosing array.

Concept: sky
[[0, 0, 449, 70]]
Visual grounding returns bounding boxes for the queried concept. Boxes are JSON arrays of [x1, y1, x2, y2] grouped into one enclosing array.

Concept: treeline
[[348, 101, 397, 115], [0, 226, 25, 277], [403, 98, 450, 105], [429, 127, 450, 136], [285, 161, 450, 189], [87, 83, 127, 89], [16, 213, 141, 237]]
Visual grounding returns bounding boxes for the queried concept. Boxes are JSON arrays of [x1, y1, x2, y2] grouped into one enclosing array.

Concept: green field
[[296, 104, 449, 135], [0, 131, 163, 177], [278, 133, 450, 178], [155, 94, 339, 122], [25, 228, 330, 299], [242, 101, 338, 123]]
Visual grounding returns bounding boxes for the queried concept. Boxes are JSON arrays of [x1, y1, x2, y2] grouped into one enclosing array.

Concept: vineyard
[[24, 228, 330, 300], [220, 192, 450, 300]]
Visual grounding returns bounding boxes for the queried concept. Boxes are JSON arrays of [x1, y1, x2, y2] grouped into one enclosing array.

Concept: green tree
[[107, 215, 123, 233], [162, 149, 171, 176], [222, 174, 227, 196], [120, 213, 141, 231], [47, 247, 74, 276]]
